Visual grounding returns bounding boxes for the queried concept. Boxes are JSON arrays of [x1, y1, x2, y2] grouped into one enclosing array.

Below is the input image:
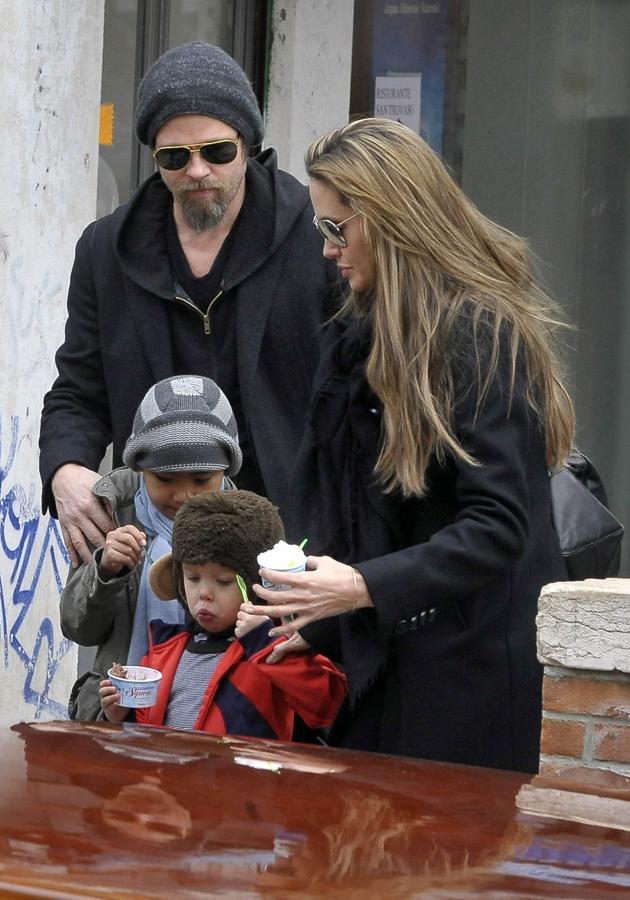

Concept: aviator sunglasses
[[312, 212, 359, 248], [153, 137, 240, 171]]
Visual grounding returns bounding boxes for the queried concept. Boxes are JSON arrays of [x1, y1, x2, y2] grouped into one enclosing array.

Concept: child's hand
[[99, 678, 129, 723], [98, 525, 147, 577], [235, 608, 270, 640]]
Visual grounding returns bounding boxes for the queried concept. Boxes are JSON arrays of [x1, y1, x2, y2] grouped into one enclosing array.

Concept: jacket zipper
[[174, 290, 223, 335]]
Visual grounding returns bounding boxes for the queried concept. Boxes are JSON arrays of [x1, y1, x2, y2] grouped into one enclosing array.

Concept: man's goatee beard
[[181, 197, 229, 233]]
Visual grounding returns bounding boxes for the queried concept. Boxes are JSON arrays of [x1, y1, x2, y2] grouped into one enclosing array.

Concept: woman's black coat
[[292, 316, 567, 773]]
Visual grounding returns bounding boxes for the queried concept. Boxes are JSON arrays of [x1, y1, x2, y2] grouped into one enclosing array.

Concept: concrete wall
[[0, 0, 104, 725], [264, 0, 354, 182], [0, 0, 352, 726]]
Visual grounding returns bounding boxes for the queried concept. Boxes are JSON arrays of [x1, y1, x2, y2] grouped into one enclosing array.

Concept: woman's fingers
[[255, 555, 321, 591], [251, 582, 282, 603], [241, 600, 302, 623], [266, 632, 311, 664], [267, 621, 303, 638], [247, 555, 365, 626]]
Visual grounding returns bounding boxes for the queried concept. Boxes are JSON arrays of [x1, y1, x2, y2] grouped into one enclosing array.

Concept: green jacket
[[60, 467, 142, 720]]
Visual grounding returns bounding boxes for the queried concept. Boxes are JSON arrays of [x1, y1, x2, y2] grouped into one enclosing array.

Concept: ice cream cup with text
[[107, 664, 162, 708], [257, 541, 307, 621]]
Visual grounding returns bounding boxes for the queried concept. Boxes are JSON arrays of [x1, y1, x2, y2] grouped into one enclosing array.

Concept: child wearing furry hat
[[99, 490, 347, 739], [60, 374, 242, 722]]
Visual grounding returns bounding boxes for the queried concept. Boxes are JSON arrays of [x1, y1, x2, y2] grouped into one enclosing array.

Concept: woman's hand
[[265, 632, 311, 664], [245, 555, 372, 638]]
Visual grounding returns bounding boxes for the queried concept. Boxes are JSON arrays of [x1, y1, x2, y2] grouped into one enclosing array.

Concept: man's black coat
[[40, 150, 338, 520]]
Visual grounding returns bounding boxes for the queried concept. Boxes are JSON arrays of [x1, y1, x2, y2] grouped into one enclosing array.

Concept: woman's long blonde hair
[[305, 118, 575, 497]]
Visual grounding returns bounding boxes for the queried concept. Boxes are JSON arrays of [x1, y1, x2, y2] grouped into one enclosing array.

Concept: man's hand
[[52, 463, 114, 567]]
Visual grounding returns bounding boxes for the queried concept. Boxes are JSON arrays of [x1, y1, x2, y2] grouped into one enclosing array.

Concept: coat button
[[419, 610, 427, 625], [394, 620, 408, 635], [427, 607, 437, 622]]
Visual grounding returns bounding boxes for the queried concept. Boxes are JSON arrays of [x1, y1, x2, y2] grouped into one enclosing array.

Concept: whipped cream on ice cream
[[257, 540, 307, 571]]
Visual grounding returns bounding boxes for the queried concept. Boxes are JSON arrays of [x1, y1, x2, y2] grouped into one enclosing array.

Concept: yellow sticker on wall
[[100, 103, 114, 146]]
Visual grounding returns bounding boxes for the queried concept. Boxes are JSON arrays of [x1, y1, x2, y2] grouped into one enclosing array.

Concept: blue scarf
[[126, 476, 186, 666]]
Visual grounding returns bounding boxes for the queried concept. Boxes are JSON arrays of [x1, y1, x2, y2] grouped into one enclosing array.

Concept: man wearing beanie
[[40, 42, 339, 568], [60, 374, 241, 721]]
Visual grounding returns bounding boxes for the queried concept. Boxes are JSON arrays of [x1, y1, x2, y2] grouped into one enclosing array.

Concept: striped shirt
[[164, 650, 224, 730]]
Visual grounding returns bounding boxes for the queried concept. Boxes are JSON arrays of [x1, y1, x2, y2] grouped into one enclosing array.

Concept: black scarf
[[185, 621, 235, 655], [291, 316, 394, 703]]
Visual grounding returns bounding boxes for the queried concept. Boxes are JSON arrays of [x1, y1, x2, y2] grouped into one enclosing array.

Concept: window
[[97, 0, 266, 213]]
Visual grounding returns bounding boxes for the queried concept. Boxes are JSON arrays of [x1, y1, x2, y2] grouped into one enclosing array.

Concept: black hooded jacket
[[40, 150, 339, 520]]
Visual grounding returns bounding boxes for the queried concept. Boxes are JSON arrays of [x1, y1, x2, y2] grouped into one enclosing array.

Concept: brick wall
[[515, 578, 630, 829], [536, 579, 630, 798], [539, 667, 630, 794]]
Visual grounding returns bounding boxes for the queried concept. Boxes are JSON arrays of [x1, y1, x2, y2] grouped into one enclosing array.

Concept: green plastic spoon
[[235, 574, 249, 604]]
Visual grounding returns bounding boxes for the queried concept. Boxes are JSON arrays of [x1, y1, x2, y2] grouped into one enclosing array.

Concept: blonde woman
[[245, 118, 574, 773]]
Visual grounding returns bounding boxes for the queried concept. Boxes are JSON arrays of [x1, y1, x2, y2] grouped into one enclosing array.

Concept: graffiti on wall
[[0, 413, 71, 718]]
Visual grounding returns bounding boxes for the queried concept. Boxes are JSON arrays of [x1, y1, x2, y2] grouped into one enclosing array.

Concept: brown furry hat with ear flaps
[[150, 490, 285, 608]]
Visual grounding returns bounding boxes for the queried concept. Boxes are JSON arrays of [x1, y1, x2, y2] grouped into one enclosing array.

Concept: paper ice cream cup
[[257, 541, 307, 623], [257, 541, 307, 591], [108, 665, 163, 708], [260, 562, 307, 590]]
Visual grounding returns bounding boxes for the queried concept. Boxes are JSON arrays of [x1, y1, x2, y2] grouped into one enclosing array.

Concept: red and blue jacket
[[136, 620, 347, 741]]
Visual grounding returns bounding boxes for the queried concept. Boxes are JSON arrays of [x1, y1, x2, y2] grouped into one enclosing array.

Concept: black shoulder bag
[[550, 450, 624, 580]]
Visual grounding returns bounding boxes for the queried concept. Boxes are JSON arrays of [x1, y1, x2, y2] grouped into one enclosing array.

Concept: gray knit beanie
[[135, 42, 264, 148], [122, 375, 242, 476]]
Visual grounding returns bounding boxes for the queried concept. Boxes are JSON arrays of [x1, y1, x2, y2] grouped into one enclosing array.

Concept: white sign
[[374, 74, 422, 134]]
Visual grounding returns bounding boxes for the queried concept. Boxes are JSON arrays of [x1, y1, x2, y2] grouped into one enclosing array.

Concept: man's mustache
[[177, 179, 222, 194]]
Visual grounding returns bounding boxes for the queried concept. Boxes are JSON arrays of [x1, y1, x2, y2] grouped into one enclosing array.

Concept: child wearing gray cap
[[60, 374, 242, 721]]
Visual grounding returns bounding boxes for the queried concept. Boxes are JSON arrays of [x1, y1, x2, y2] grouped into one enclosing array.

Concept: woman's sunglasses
[[312, 212, 359, 248], [153, 137, 240, 171]]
